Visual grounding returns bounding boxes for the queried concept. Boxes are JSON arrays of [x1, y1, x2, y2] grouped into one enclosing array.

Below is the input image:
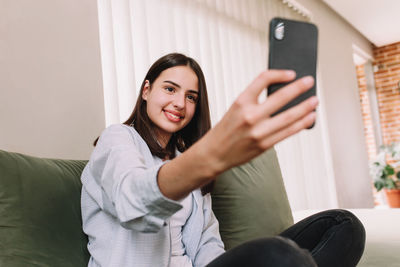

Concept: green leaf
[[384, 165, 395, 176], [374, 180, 384, 191]]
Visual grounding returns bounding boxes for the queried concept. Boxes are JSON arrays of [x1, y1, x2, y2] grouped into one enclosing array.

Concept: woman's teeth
[[169, 113, 180, 119]]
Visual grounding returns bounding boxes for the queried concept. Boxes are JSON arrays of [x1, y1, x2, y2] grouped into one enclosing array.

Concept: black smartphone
[[268, 17, 318, 128]]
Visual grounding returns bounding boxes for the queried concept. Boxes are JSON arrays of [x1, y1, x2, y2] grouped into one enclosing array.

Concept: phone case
[[268, 18, 318, 125]]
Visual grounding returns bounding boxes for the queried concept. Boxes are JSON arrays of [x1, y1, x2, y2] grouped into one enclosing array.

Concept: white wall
[[0, 0, 105, 160], [296, 0, 375, 208]]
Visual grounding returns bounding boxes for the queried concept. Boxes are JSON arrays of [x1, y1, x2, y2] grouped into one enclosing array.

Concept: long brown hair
[[98, 53, 213, 194]]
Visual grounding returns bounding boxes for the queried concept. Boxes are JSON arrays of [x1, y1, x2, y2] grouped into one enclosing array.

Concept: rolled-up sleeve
[[85, 124, 182, 232]]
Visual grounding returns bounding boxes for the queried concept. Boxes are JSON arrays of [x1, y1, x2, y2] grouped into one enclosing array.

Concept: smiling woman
[[80, 52, 366, 267]]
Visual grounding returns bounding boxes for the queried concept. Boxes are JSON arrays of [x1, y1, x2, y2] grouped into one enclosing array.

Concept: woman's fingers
[[261, 75, 315, 117], [244, 75, 315, 125], [251, 95, 318, 142], [240, 70, 296, 102], [259, 111, 317, 150]]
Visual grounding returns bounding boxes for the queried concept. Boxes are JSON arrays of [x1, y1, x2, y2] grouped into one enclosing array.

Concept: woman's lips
[[163, 110, 183, 122]]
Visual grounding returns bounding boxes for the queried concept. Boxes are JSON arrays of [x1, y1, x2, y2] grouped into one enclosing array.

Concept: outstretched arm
[[158, 70, 317, 200]]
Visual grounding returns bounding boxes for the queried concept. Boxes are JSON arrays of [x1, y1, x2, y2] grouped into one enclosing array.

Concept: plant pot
[[384, 189, 400, 208]]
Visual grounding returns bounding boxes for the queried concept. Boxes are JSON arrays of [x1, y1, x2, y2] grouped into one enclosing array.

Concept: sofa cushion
[[0, 150, 90, 267], [211, 148, 293, 250]]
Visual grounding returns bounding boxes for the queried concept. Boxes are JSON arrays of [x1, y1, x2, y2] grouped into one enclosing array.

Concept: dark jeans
[[207, 209, 366, 267]]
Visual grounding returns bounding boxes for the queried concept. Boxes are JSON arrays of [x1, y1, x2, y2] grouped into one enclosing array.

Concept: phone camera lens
[[274, 22, 285, 40]]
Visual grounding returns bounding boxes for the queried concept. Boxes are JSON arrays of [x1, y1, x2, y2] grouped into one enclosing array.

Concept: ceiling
[[322, 0, 400, 47]]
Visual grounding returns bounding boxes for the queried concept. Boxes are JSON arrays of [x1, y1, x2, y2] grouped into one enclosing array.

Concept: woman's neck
[[155, 130, 172, 149]]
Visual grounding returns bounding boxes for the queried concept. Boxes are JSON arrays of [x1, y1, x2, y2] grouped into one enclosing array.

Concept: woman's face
[[142, 66, 199, 147]]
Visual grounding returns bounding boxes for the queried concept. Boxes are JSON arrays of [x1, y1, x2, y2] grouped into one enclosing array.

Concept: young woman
[[81, 53, 365, 267]]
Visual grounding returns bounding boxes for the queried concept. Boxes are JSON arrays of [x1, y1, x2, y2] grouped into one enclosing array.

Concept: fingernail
[[309, 96, 318, 106], [302, 76, 314, 86], [308, 112, 316, 121], [285, 70, 296, 78]]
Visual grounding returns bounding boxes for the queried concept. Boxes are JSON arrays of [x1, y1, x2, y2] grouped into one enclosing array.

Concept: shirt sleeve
[[194, 193, 225, 267], [85, 124, 182, 233]]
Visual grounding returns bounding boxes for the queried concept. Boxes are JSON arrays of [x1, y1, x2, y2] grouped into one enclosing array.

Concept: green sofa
[[0, 148, 293, 266], [1, 149, 398, 266], [0, 150, 90, 266]]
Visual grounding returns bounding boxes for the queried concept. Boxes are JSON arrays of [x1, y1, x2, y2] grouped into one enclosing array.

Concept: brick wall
[[374, 42, 400, 146], [356, 42, 400, 161]]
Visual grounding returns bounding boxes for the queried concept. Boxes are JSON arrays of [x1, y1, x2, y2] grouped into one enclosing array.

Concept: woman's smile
[[163, 109, 184, 122]]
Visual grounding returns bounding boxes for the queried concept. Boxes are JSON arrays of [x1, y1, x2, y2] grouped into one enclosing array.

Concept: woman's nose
[[173, 94, 185, 109]]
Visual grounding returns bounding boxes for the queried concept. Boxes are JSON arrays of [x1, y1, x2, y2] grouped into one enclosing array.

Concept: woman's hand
[[198, 69, 318, 174], [158, 69, 318, 200]]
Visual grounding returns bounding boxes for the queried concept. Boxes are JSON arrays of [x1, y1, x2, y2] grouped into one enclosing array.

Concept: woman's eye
[[187, 95, 198, 102], [165, 87, 174, 92]]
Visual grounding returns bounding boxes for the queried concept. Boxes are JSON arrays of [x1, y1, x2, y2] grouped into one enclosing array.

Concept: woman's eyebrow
[[163, 80, 198, 94], [164, 80, 181, 88]]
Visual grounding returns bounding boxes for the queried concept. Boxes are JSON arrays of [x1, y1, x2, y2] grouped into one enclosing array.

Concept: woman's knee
[[328, 209, 366, 244], [310, 209, 366, 267]]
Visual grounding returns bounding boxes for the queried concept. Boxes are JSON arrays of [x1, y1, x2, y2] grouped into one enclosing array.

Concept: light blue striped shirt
[[81, 124, 225, 267]]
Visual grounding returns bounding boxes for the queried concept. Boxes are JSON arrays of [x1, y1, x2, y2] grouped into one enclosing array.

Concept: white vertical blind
[[97, 0, 119, 125], [96, 0, 338, 211], [98, 0, 310, 125]]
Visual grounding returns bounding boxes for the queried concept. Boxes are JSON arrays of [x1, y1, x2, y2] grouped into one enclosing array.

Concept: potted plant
[[370, 142, 400, 208]]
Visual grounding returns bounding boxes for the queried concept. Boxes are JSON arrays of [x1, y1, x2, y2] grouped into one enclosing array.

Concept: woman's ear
[[142, 80, 150, 100]]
